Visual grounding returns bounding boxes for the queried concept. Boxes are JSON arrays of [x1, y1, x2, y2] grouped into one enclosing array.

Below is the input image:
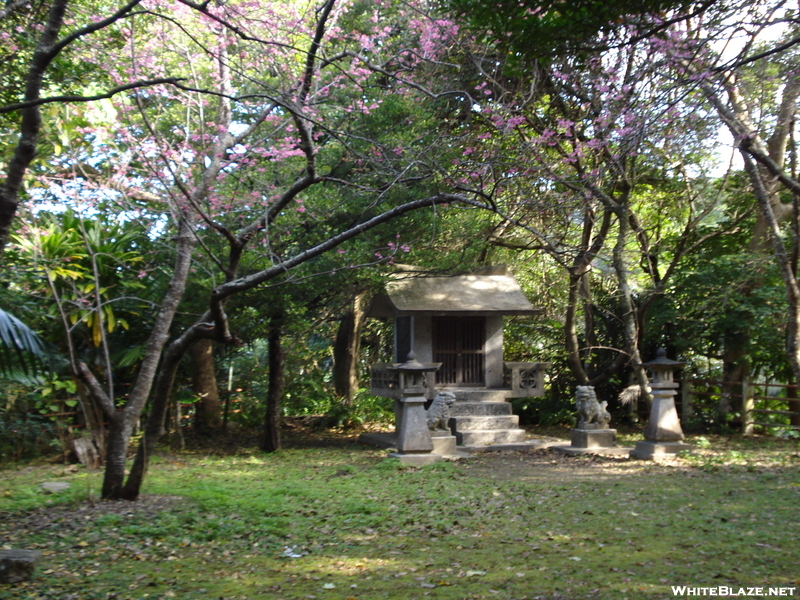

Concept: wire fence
[[682, 378, 800, 434]]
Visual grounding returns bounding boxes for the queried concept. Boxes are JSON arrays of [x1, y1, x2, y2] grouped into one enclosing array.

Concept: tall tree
[[654, 0, 800, 415], [4, 0, 482, 499], [439, 4, 728, 405], [0, 0, 183, 254], [260, 309, 284, 453]]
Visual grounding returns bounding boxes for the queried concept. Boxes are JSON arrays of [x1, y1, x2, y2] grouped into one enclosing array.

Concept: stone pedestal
[[554, 427, 631, 456], [631, 391, 692, 460], [642, 395, 684, 441], [431, 431, 457, 457], [571, 427, 616, 448], [0, 549, 42, 584], [387, 451, 443, 466], [395, 395, 433, 453]]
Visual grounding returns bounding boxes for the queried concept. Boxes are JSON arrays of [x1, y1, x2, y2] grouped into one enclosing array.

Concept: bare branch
[[0, 0, 31, 20], [0, 78, 186, 114]]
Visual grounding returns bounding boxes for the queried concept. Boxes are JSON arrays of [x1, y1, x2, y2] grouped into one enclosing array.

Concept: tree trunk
[[612, 203, 649, 418], [101, 411, 132, 499], [564, 271, 590, 384], [189, 338, 222, 430], [332, 291, 368, 404], [694, 68, 800, 419], [91, 216, 197, 500], [719, 343, 749, 418], [786, 381, 800, 428], [261, 313, 284, 453], [0, 0, 69, 255], [580, 271, 596, 373], [121, 323, 211, 500]]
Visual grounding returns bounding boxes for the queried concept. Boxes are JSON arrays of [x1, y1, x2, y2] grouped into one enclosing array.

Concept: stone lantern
[[631, 348, 693, 459], [387, 353, 443, 466]]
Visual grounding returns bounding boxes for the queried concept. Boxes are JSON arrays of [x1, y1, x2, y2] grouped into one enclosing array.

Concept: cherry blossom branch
[[299, 0, 335, 104], [322, 49, 469, 102]]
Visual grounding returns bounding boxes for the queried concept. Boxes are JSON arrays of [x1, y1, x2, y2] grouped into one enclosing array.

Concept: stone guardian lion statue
[[575, 385, 611, 429], [427, 391, 456, 431]]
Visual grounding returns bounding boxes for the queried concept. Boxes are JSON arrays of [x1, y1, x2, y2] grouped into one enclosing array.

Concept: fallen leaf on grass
[[465, 570, 486, 577]]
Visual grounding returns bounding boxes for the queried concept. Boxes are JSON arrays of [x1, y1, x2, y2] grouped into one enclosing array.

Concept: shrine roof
[[367, 267, 541, 317]]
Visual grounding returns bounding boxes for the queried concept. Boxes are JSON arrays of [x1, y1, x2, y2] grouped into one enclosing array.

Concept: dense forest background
[[3, 0, 800, 498]]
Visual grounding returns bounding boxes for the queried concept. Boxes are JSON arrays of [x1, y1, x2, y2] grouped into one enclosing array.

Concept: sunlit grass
[[1, 431, 799, 599]]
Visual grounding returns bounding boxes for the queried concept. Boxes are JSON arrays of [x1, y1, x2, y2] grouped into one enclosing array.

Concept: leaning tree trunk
[[189, 338, 222, 431], [695, 68, 800, 421], [0, 0, 69, 255], [121, 322, 211, 499], [332, 291, 368, 404], [741, 150, 800, 411], [89, 216, 196, 500], [612, 202, 649, 420], [261, 312, 285, 453]]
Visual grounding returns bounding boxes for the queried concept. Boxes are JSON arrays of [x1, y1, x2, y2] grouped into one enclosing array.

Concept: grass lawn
[[1, 428, 799, 600]]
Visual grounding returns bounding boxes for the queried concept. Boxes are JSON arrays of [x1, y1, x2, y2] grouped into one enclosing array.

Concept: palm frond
[[0, 308, 48, 380]]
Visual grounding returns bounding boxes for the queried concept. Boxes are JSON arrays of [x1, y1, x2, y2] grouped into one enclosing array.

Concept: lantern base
[[387, 452, 444, 466], [630, 440, 693, 459]]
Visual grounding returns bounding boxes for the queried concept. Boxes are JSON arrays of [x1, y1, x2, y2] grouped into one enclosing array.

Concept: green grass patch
[[1, 432, 799, 599]]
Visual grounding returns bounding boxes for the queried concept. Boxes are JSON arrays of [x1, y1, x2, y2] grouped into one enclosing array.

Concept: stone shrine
[[361, 266, 551, 452]]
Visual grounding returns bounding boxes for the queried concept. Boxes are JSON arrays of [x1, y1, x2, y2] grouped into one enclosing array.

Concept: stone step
[[457, 429, 527, 446], [439, 388, 511, 402], [449, 402, 513, 416], [450, 415, 519, 431]]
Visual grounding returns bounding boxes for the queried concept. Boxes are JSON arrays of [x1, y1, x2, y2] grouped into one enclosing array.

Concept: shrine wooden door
[[432, 317, 485, 386]]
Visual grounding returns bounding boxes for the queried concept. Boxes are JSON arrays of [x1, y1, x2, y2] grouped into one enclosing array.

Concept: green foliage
[[0, 409, 55, 462], [0, 373, 83, 463], [649, 249, 790, 380], [446, 0, 695, 56], [323, 391, 394, 429], [11, 210, 146, 348], [4, 209, 165, 402]]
